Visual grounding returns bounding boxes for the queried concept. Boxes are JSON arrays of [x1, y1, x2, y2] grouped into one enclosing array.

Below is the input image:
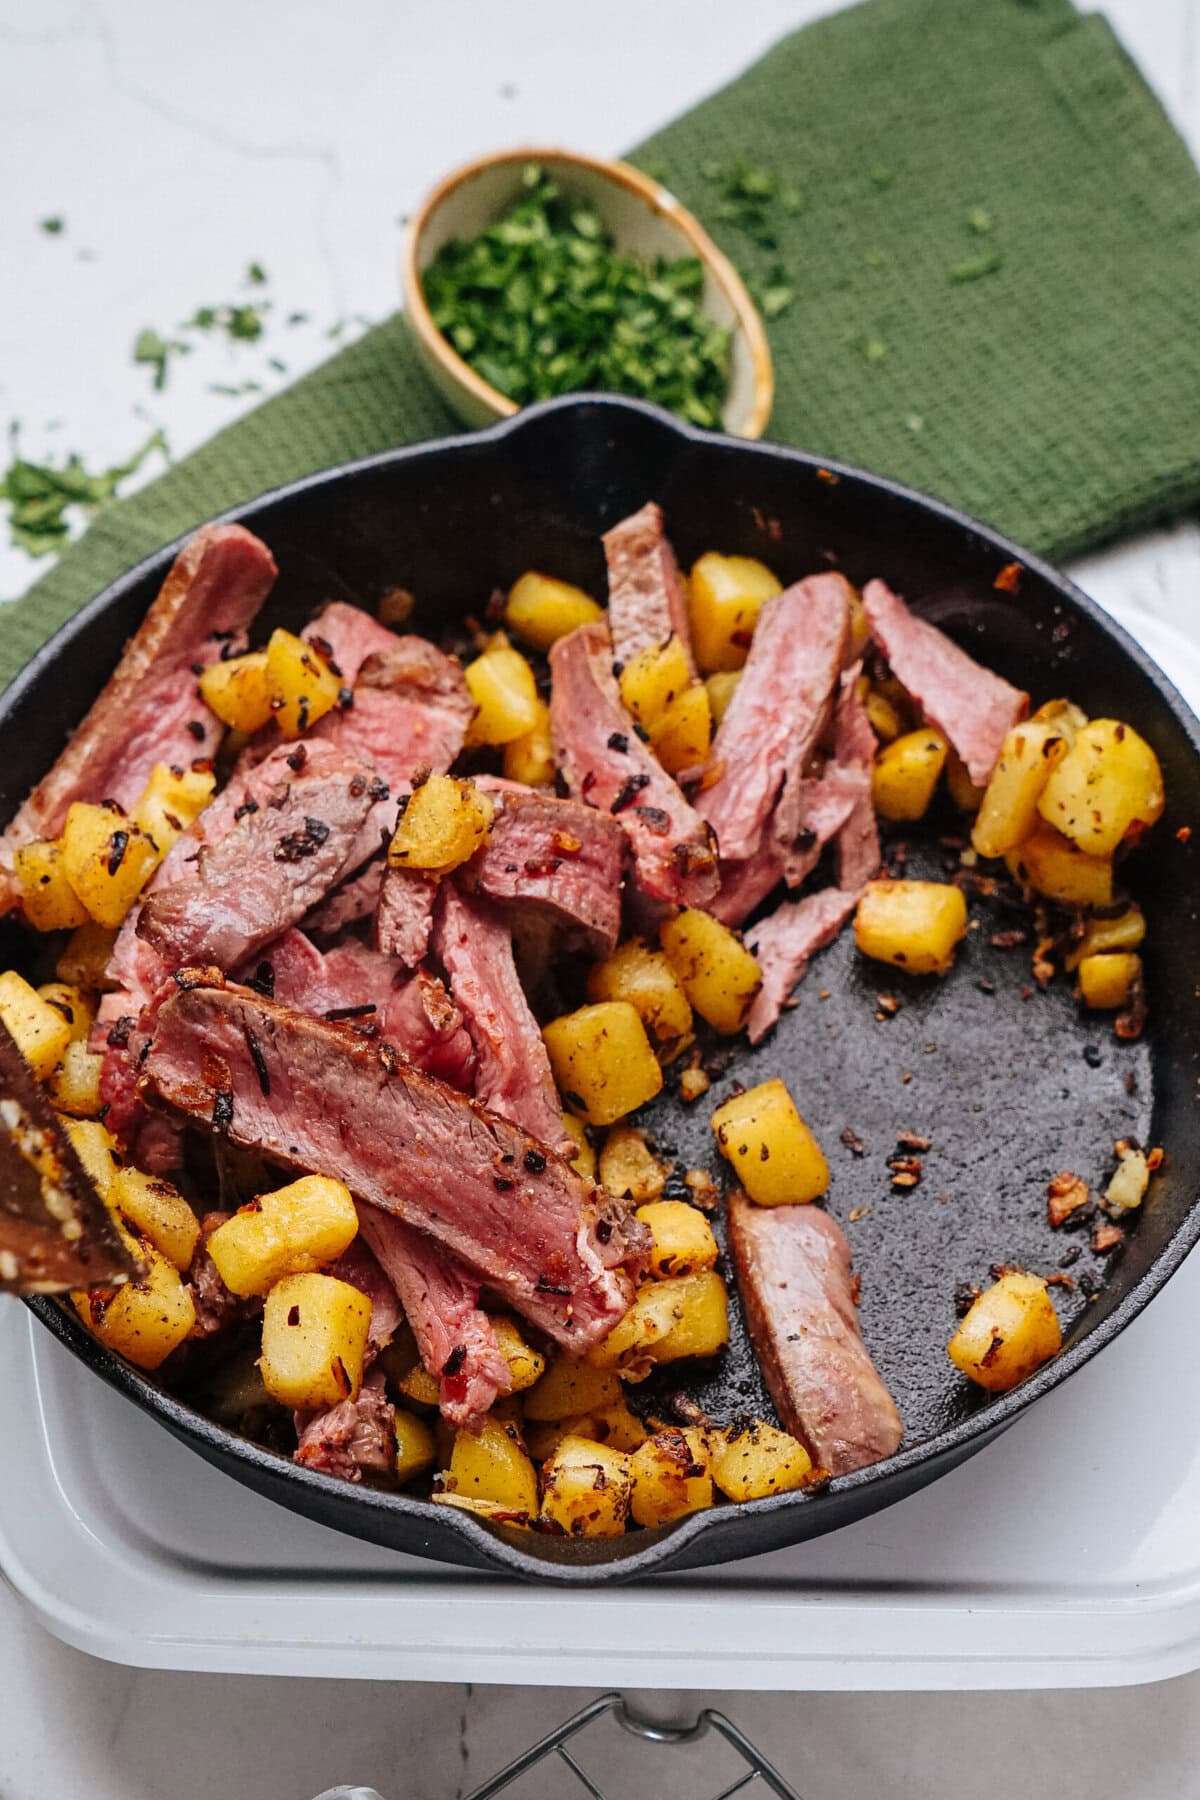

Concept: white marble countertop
[[1, 1, 1199, 1795]]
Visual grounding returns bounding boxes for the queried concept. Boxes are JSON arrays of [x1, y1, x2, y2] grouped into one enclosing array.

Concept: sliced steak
[[358, 1206, 511, 1431], [744, 886, 860, 1043], [433, 884, 568, 1150], [698, 576, 851, 865], [549, 623, 717, 908], [728, 1192, 903, 1476], [375, 866, 437, 967], [186, 1210, 257, 1338], [327, 1235, 405, 1354], [708, 754, 861, 929], [862, 580, 1027, 787], [463, 785, 625, 957], [302, 602, 403, 684], [0, 524, 276, 872], [137, 747, 383, 970], [833, 664, 881, 894], [303, 857, 385, 944], [603, 501, 694, 672], [311, 631, 472, 802], [143, 983, 647, 1348], [294, 1368, 396, 1480]]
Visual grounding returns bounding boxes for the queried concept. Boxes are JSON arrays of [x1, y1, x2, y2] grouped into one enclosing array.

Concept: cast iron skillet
[[8, 395, 1200, 1583]]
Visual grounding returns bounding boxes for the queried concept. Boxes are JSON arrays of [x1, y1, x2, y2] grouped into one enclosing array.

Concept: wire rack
[[313, 1691, 802, 1800]]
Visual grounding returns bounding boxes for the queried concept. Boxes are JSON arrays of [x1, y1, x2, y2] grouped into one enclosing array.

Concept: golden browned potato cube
[[854, 879, 968, 976], [872, 728, 949, 823], [61, 1117, 119, 1197], [198, 649, 274, 733], [652, 683, 712, 777], [47, 1040, 104, 1118], [1030, 697, 1088, 739], [505, 571, 603, 650], [265, 629, 343, 738], [130, 761, 217, 856], [110, 1165, 201, 1271], [464, 636, 541, 746], [73, 1233, 196, 1371], [56, 920, 119, 991], [502, 697, 556, 786], [636, 1200, 719, 1278], [525, 1358, 623, 1422], [397, 1361, 442, 1409], [588, 1271, 729, 1373], [36, 983, 95, 1043], [387, 775, 494, 875], [559, 1113, 596, 1182], [629, 1429, 713, 1528], [864, 686, 905, 744], [618, 635, 691, 730], [599, 1126, 666, 1204], [971, 720, 1069, 859], [1005, 826, 1112, 908], [394, 1408, 437, 1484], [659, 909, 761, 1036], [526, 1401, 649, 1462], [945, 750, 986, 813], [948, 1272, 1061, 1392], [705, 670, 741, 727], [208, 1175, 358, 1298], [586, 938, 693, 1055], [447, 1415, 539, 1515], [709, 1419, 814, 1501], [259, 1272, 372, 1410], [1065, 904, 1145, 970], [60, 802, 159, 927], [687, 552, 782, 673], [1078, 951, 1141, 1010], [13, 840, 87, 931], [489, 1315, 546, 1392], [540, 1435, 633, 1537], [0, 970, 74, 1079], [711, 1078, 829, 1206], [1037, 719, 1164, 856], [543, 1001, 663, 1127], [1106, 1141, 1151, 1216]]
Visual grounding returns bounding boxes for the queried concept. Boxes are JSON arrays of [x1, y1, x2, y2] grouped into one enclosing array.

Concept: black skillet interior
[[9, 394, 1200, 1583]]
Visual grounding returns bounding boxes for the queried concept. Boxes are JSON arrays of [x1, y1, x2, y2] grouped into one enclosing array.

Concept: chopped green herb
[[422, 163, 732, 428], [39, 216, 65, 236], [186, 305, 219, 330], [133, 327, 189, 391], [246, 261, 268, 285], [267, 357, 288, 375], [207, 381, 263, 397], [748, 264, 796, 319], [286, 311, 310, 327], [2, 429, 166, 559], [949, 251, 1003, 284], [968, 207, 993, 235]]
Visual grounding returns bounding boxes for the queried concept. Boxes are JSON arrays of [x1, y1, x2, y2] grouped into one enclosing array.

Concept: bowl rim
[[16, 391, 1200, 1582], [399, 144, 775, 439]]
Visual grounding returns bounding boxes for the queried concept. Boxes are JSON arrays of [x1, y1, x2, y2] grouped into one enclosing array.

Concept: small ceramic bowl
[[401, 146, 774, 438]]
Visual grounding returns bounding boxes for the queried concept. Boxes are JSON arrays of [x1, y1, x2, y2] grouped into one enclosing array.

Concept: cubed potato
[[599, 1126, 666, 1204], [397, 1361, 442, 1409], [948, 1272, 1060, 1392], [387, 775, 494, 875], [0, 970, 73, 1079], [651, 683, 712, 777], [586, 938, 693, 1055], [130, 761, 216, 856], [259, 1272, 372, 1410], [198, 649, 274, 734], [1005, 826, 1112, 908], [711, 1078, 829, 1206], [540, 1435, 633, 1537], [854, 879, 968, 976], [1037, 719, 1164, 856], [618, 635, 691, 735], [109, 1165, 200, 1270], [636, 1200, 719, 1277], [208, 1175, 358, 1297], [526, 1399, 649, 1462], [1078, 951, 1141, 1011], [61, 1117, 119, 1197], [489, 1315, 546, 1392], [872, 728, 949, 822], [394, 1408, 437, 1484], [60, 802, 159, 927], [543, 1001, 663, 1127], [73, 1233, 196, 1371], [588, 1271, 729, 1374], [525, 1358, 623, 1422], [505, 571, 602, 649], [687, 552, 782, 673], [630, 1429, 713, 1528], [446, 1416, 539, 1515], [1031, 697, 1088, 736], [705, 670, 741, 727], [659, 909, 761, 1036], [265, 629, 343, 738], [971, 720, 1070, 859], [36, 983, 95, 1044], [13, 840, 87, 931], [1105, 1141, 1151, 1216], [945, 750, 986, 813], [1065, 905, 1145, 970], [559, 1114, 596, 1182], [464, 636, 541, 746], [864, 686, 905, 744], [709, 1419, 813, 1501], [47, 1040, 104, 1118], [56, 921, 119, 991], [502, 698, 556, 786]]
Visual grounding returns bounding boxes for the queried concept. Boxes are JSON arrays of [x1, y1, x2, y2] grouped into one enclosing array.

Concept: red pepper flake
[[994, 561, 1022, 593], [816, 467, 840, 485], [849, 1272, 862, 1306], [1177, 826, 1192, 844], [1047, 1170, 1090, 1227], [840, 1125, 865, 1157], [1091, 1220, 1125, 1255]]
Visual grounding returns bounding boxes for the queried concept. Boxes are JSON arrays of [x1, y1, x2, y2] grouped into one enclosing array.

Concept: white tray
[[1, 601, 1196, 1693]]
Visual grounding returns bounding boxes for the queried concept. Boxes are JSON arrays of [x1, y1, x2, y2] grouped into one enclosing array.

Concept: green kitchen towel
[[4, 0, 1200, 690]]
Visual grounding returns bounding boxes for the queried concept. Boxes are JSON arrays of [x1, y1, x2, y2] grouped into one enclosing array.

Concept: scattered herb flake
[[39, 216, 65, 235], [286, 310, 310, 326], [246, 261, 268, 285], [133, 326, 189, 391], [2, 428, 167, 559]]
